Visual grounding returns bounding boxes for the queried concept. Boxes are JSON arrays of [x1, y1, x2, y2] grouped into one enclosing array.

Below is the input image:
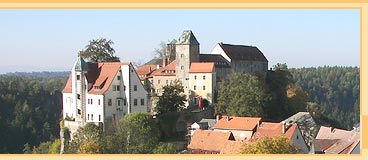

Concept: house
[[188, 118, 217, 136], [251, 121, 309, 153], [311, 126, 360, 154], [188, 62, 216, 106], [62, 57, 149, 134], [213, 115, 261, 141], [283, 112, 319, 148], [187, 130, 236, 154], [210, 42, 268, 78]]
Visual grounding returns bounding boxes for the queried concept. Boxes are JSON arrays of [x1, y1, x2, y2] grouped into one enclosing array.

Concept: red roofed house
[[189, 62, 216, 107], [187, 130, 236, 154], [62, 57, 149, 134], [311, 126, 360, 154]]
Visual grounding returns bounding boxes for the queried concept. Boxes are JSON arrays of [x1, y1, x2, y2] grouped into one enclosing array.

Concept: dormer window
[[94, 86, 101, 90]]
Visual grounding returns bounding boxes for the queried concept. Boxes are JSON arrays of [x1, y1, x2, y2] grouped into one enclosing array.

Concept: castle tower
[[72, 56, 88, 122], [175, 30, 200, 103]]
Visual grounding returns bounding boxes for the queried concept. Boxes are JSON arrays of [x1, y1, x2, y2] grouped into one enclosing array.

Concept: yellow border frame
[[0, 1, 366, 160]]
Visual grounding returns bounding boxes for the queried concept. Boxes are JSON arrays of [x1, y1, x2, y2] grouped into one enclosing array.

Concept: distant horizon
[[0, 10, 359, 73]]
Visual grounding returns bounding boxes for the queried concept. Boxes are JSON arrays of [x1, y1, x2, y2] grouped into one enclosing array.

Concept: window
[[91, 114, 93, 121], [117, 76, 121, 80], [297, 136, 299, 139], [117, 99, 121, 106], [158, 80, 161, 84], [108, 99, 112, 106], [91, 99, 93, 105], [98, 99, 100, 105], [141, 99, 145, 106], [194, 75, 197, 80], [203, 85, 206, 91], [203, 75, 206, 80], [194, 85, 197, 90], [181, 66, 184, 70], [124, 85, 126, 91], [134, 85, 137, 91], [166, 80, 168, 84], [123, 99, 127, 106], [134, 99, 138, 106], [87, 114, 90, 120], [78, 109, 81, 115], [76, 75, 80, 80], [113, 85, 120, 91], [77, 94, 81, 99], [99, 115, 101, 121], [88, 99, 90, 104], [181, 54, 184, 58]]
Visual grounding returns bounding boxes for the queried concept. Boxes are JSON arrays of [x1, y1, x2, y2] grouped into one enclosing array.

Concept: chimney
[[156, 64, 160, 69], [331, 127, 335, 133], [162, 57, 167, 67], [281, 121, 286, 134], [216, 115, 220, 121], [149, 66, 152, 73], [226, 116, 229, 122]]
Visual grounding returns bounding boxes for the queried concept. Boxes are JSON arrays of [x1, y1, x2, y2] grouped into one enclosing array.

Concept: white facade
[[290, 126, 309, 154], [62, 58, 149, 132]]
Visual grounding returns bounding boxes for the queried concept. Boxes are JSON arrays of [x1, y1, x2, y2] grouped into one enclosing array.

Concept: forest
[[0, 72, 67, 153], [0, 65, 360, 153], [289, 66, 360, 130]]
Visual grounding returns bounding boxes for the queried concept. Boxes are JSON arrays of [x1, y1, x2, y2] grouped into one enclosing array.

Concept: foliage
[[240, 135, 298, 154], [153, 143, 176, 154], [155, 80, 187, 115], [289, 66, 360, 130], [0, 75, 66, 153], [79, 38, 120, 63], [48, 139, 61, 154], [215, 73, 267, 117], [77, 140, 100, 154], [32, 141, 52, 154], [157, 112, 180, 139], [116, 112, 161, 154], [64, 123, 101, 154]]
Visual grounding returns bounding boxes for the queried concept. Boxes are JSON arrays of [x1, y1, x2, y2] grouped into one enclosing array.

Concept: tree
[[239, 135, 298, 154], [115, 112, 160, 154], [154, 41, 167, 59], [215, 73, 267, 117], [77, 140, 100, 154], [79, 38, 120, 63], [64, 123, 101, 153], [153, 143, 176, 154], [155, 80, 187, 115]]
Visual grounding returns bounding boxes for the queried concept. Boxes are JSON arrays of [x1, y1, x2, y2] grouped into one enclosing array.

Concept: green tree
[[64, 123, 101, 153], [240, 135, 298, 154], [77, 140, 100, 154], [79, 38, 120, 63], [48, 139, 61, 154], [32, 141, 52, 154], [153, 143, 176, 154], [155, 80, 186, 115], [115, 112, 160, 154], [215, 73, 267, 117]]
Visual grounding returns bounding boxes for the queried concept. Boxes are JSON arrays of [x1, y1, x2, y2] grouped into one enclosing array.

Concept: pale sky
[[0, 9, 360, 73]]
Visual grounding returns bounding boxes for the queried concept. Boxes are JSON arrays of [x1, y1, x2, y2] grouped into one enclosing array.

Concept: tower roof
[[74, 56, 88, 71], [176, 30, 199, 45]]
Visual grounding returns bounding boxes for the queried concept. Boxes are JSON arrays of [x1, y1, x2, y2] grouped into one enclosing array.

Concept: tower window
[[181, 66, 184, 70], [194, 85, 197, 90], [99, 115, 101, 121], [203, 86, 206, 91], [77, 94, 81, 99], [77, 75, 80, 80], [181, 54, 184, 58]]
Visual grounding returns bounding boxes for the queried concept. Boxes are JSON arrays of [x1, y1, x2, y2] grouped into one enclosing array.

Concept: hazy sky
[[0, 9, 360, 73]]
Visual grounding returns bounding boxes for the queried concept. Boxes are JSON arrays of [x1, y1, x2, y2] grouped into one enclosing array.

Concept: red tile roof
[[189, 62, 215, 73], [213, 116, 261, 131], [251, 122, 297, 141], [62, 62, 130, 95], [187, 130, 235, 152], [220, 140, 244, 154], [136, 65, 158, 80], [151, 60, 176, 76]]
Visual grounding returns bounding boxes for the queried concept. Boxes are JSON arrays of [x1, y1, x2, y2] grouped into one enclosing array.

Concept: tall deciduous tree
[[215, 73, 267, 117], [115, 112, 160, 154], [79, 38, 120, 63], [239, 135, 298, 154], [155, 80, 186, 115]]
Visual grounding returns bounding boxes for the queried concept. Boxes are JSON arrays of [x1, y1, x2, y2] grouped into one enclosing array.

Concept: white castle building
[[62, 57, 148, 133]]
